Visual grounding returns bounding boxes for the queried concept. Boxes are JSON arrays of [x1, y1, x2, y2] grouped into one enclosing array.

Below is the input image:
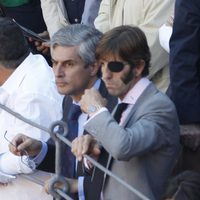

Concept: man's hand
[[9, 134, 42, 157], [29, 31, 50, 55], [71, 134, 101, 161], [80, 88, 107, 116]]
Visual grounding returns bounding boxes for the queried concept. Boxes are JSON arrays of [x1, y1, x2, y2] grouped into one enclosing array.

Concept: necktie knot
[[114, 103, 128, 123], [68, 104, 82, 121]]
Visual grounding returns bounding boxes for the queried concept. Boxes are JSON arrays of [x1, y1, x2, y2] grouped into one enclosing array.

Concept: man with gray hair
[[9, 24, 117, 199]]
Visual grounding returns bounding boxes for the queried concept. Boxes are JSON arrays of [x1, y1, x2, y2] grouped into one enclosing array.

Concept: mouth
[[105, 83, 115, 89], [56, 82, 67, 87]]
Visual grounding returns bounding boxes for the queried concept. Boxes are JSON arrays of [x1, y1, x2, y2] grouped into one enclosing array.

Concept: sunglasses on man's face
[[107, 61, 134, 72]]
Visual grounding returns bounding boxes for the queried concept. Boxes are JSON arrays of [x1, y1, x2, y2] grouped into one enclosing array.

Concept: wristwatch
[[87, 104, 102, 114]]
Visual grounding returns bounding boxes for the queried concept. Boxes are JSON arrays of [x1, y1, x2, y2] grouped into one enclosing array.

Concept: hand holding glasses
[[4, 131, 36, 170]]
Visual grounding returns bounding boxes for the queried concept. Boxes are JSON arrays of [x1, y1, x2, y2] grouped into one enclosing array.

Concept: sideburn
[[122, 70, 134, 85]]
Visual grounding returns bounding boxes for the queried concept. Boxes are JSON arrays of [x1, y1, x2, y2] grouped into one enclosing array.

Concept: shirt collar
[[1, 53, 33, 95], [118, 77, 150, 105]]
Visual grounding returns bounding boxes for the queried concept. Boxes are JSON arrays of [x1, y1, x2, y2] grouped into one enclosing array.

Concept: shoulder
[[137, 84, 176, 114]]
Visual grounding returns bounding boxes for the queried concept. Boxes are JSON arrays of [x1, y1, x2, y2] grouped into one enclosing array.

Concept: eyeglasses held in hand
[[4, 131, 36, 170]]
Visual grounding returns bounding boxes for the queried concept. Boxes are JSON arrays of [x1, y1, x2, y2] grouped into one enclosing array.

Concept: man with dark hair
[[95, 0, 175, 92], [0, 17, 62, 200], [72, 25, 180, 200]]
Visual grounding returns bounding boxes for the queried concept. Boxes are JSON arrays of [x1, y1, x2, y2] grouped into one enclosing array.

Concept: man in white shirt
[[71, 26, 181, 200], [0, 17, 63, 200]]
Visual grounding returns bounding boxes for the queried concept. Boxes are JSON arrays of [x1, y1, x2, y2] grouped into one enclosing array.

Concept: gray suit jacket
[[84, 83, 181, 200]]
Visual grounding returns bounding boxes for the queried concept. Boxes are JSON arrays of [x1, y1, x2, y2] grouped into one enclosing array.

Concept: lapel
[[103, 83, 158, 189], [121, 83, 158, 127], [62, 80, 117, 132]]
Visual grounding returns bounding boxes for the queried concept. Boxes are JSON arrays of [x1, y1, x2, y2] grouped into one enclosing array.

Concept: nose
[[53, 63, 64, 77], [102, 65, 112, 80]]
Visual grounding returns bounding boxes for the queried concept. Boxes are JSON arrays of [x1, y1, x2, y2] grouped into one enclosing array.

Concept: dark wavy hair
[[96, 25, 151, 77]]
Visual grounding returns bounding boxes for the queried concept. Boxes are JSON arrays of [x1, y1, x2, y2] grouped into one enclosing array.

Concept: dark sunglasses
[[107, 61, 126, 72], [107, 61, 134, 72]]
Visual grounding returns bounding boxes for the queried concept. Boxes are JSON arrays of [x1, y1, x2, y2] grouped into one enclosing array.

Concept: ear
[[89, 62, 101, 77], [133, 60, 145, 78]]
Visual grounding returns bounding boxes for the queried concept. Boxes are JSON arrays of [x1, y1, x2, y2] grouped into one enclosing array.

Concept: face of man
[[51, 45, 98, 101], [100, 57, 144, 100]]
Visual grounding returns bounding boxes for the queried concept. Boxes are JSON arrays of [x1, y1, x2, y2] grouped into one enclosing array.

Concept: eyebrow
[[51, 58, 76, 63], [51, 58, 76, 62]]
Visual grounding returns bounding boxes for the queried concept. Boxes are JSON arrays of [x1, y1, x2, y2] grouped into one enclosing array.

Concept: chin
[[107, 89, 118, 97], [57, 88, 68, 95]]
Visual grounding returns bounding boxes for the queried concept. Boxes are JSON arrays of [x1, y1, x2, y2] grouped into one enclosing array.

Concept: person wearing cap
[[0, 17, 62, 200]]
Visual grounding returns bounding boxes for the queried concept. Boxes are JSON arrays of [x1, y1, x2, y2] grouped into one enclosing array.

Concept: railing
[[0, 103, 150, 200]]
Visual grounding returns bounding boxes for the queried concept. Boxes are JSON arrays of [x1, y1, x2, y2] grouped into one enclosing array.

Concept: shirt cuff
[[85, 107, 108, 125], [32, 142, 48, 166], [78, 176, 85, 200]]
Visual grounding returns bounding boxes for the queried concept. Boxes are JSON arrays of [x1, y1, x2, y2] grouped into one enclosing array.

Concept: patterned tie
[[65, 104, 82, 178]]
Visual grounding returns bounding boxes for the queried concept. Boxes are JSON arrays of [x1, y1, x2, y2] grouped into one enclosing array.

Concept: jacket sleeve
[[170, 0, 200, 124], [84, 93, 180, 161], [94, 0, 110, 33], [37, 142, 55, 173], [138, 0, 174, 79], [41, 0, 69, 37], [81, 0, 101, 26]]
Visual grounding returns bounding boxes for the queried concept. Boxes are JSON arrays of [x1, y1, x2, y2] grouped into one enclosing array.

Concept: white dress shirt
[[0, 53, 63, 200]]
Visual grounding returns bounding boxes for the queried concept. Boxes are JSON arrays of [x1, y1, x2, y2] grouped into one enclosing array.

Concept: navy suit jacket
[[38, 80, 117, 199], [169, 0, 200, 124]]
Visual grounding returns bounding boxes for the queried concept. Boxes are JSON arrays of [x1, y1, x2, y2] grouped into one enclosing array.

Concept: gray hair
[[51, 24, 103, 66]]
